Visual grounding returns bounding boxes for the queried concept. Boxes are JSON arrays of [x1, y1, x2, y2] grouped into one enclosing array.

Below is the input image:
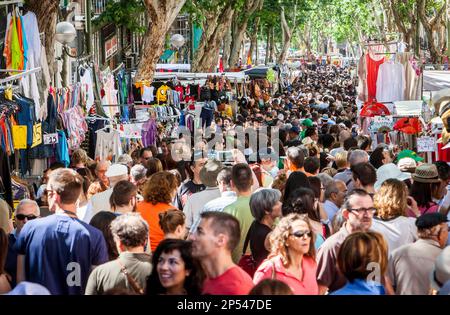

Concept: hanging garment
[[157, 85, 170, 104], [142, 86, 155, 103], [95, 129, 123, 162], [357, 52, 368, 102], [141, 119, 158, 147], [62, 106, 88, 150], [80, 68, 95, 113], [366, 54, 384, 101], [376, 61, 405, 103], [397, 52, 421, 101], [56, 130, 70, 167]]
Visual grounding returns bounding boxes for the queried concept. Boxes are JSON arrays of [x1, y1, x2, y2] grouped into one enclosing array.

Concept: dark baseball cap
[[416, 213, 449, 230], [290, 126, 300, 134]]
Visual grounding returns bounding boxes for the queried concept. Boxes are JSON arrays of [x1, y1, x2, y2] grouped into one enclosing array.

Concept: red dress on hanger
[[366, 54, 384, 101]]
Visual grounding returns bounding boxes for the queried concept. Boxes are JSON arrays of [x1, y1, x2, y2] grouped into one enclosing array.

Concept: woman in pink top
[[253, 213, 318, 295]]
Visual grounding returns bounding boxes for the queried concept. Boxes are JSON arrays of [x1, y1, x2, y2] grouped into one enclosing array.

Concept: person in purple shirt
[[15, 168, 108, 295]]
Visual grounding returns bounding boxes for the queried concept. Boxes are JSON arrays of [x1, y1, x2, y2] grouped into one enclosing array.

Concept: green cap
[[397, 150, 424, 162], [302, 118, 313, 127]]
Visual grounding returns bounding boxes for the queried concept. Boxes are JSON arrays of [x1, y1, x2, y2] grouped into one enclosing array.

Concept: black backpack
[[200, 86, 211, 101]]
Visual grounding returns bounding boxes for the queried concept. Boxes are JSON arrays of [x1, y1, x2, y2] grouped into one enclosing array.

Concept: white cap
[[397, 157, 417, 172], [105, 164, 128, 177]]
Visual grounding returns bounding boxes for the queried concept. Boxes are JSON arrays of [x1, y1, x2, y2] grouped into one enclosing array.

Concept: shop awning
[[156, 64, 191, 71], [393, 100, 424, 116], [423, 70, 450, 91], [153, 71, 248, 82]]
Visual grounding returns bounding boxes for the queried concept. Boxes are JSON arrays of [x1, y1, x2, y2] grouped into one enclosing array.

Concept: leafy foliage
[[93, 0, 146, 34]]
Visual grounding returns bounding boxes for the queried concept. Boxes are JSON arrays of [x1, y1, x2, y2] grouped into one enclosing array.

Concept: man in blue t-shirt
[[16, 168, 109, 295]]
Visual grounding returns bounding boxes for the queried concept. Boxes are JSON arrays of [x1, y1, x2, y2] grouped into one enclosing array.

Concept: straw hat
[[412, 164, 441, 183]]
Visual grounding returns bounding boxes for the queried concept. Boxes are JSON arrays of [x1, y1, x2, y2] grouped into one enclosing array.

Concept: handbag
[[238, 222, 257, 277]]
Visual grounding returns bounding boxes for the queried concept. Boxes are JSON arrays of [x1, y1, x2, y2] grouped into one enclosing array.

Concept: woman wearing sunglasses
[[253, 213, 318, 295]]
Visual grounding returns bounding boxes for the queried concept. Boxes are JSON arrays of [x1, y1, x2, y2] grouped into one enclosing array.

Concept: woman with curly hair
[[137, 171, 178, 251], [253, 213, 318, 295], [372, 179, 418, 252], [146, 239, 205, 295]]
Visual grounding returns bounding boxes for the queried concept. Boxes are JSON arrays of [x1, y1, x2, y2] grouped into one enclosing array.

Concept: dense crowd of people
[[0, 64, 449, 296]]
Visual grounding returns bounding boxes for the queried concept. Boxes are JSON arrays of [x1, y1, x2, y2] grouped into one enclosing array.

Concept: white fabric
[[371, 216, 418, 252], [183, 187, 221, 230], [82, 189, 113, 223], [18, 12, 42, 118], [80, 68, 95, 113], [376, 61, 405, 103], [142, 86, 154, 103], [95, 130, 123, 162], [189, 191, 237, 234], [39, 44, 51, 120]]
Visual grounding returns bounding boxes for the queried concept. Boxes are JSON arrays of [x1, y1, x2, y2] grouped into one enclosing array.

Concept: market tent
[[156, 64, 191, 71], [423, 70, 450, 91], [153, 71, 248, 83], [393, 100, 423, 116], [244, 66, 279, 79]]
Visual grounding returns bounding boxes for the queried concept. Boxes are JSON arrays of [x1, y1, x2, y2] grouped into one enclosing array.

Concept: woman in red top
[[253, 213, 319, 295], [137, 171, 178, 251]]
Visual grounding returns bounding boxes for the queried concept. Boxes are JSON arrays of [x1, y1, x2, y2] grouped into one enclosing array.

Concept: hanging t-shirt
[[80, 68, 95, 113], [95, 129, 123, 162], [142, 86, 155, 103], [366, 54, 384, 101], [12, 125, 27, 149], [376, 61, 405, 102], [156, 85, 170, 104]]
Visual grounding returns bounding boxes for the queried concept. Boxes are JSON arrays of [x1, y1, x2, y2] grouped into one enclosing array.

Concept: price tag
[[417, 136, 436, 152], [43, 133, 59, 145]]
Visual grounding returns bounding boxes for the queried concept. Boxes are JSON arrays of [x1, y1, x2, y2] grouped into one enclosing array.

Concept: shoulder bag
[[238, 221, 257, 277]]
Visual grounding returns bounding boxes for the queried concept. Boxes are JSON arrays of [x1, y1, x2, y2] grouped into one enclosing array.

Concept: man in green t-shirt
[[223, 163, 254, 263]]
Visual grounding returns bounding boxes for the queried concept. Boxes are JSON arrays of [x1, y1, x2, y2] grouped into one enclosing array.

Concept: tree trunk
[[192, 3, 235, 73], [136, 0, 186, 82], [265, 25, 270, 64], [229, 20, 247, 68], [277, 6, 291, 64], [27, 0, 59, 82], [417, 0, 447, 63], [222, 27, 232, 69], [227, 0, 263, 68], [270, 26, 275, 63]]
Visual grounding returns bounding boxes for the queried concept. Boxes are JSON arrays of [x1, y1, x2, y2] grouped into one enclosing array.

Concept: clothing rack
[[0, 0, 24, 5], [0, 67, 41, 84]]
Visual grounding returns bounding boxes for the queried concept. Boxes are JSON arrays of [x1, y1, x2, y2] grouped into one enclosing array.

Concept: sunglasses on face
[[16, 214, 38, 221], [291, 230, 312, 238]]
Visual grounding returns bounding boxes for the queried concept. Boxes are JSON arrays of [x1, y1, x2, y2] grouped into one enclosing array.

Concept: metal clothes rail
[[0, 67, 41, 84]]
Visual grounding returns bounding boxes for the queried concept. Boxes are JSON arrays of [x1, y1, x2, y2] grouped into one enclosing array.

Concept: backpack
[[200, 86, 211, 101]]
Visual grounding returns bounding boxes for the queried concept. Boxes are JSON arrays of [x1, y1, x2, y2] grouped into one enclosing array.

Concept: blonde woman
[[253, 213, 318, 295], [372, 178, 418, 252]]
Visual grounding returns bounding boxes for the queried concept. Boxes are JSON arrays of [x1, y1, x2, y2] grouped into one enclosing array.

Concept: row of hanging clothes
[[2, 5, 51, 122], [357, 42, 422, 103]]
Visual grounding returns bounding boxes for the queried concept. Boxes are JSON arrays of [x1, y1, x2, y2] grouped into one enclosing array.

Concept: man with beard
[[316, 189, 375, 294]]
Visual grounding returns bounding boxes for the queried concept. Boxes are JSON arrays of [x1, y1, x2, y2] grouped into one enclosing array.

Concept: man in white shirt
[[189, 167, 237, 235], [184, 159, 224, 232], [81, 164, 129, 223]]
